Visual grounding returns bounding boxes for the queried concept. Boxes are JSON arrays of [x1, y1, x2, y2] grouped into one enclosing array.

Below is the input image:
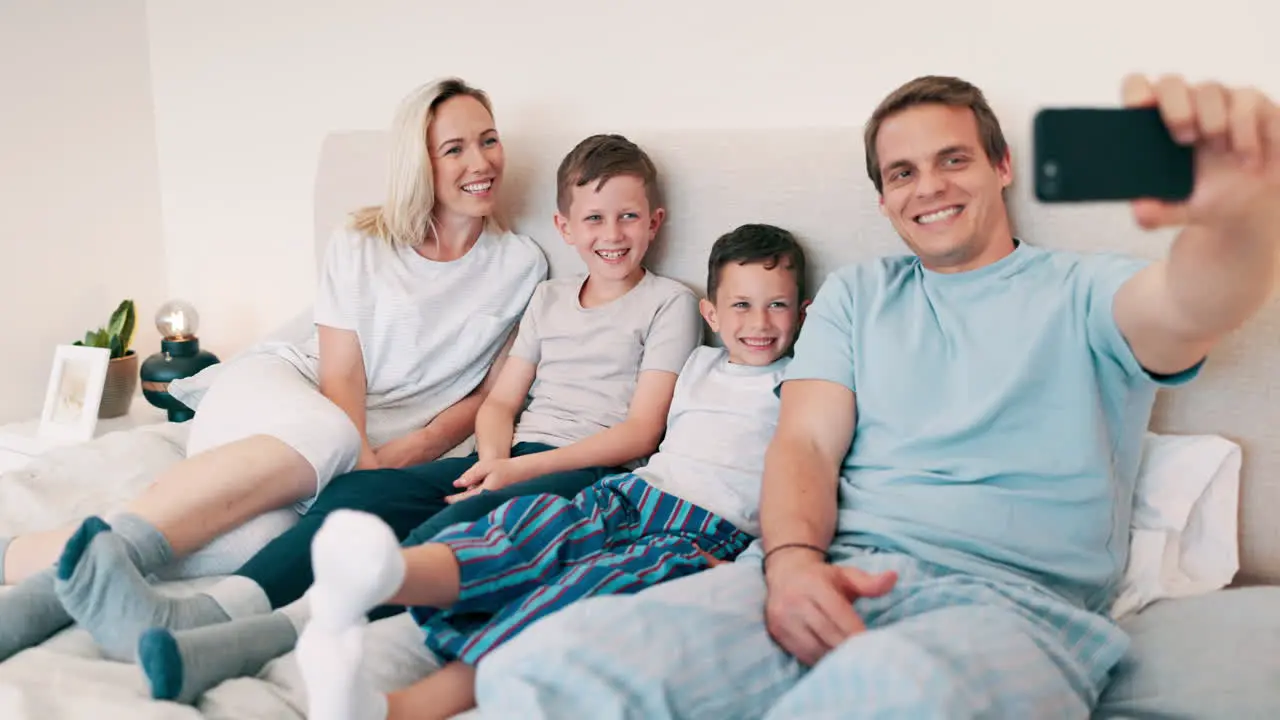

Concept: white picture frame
[[38, 344, 110, 444]]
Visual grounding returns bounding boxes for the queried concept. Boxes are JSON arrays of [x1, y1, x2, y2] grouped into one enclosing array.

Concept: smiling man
[[467, 73, 1280, 719]]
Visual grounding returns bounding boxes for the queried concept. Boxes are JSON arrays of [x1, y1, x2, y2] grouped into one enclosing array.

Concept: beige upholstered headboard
[[314, 128, 1280, 584]]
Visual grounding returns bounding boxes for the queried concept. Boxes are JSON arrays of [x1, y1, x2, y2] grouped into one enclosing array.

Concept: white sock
[[296, 619, 388, 720], [297, 510, 404, 720], [279, 595, 313, 635], [309, 510, 406, 627]]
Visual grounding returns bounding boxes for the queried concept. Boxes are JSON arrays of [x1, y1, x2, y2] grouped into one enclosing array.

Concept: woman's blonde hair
[[351, 77, 503, 247]]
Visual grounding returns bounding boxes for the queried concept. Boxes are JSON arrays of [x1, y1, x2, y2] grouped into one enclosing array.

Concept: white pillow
[[169, 305, 315, 412], [1112, 432, 1242, 620]]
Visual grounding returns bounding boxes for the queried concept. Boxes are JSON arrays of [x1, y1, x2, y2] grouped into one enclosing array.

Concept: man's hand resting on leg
[[764, 548, 896, 667]]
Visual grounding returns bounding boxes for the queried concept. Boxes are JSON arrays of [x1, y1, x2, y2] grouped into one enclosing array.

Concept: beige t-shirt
[[509, 270, 702, 455]]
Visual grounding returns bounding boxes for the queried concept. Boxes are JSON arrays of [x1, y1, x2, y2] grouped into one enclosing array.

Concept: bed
[[2, 126, 1278, 718]]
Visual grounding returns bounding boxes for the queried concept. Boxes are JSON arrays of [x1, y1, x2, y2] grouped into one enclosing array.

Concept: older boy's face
[[556, 174, 663, 285], [700, 261, 802, 366]]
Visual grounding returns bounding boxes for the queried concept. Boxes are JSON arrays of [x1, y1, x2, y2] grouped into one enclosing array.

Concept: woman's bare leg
[[2, 434, 316, 583], [126, 434, 317, 555], [3, 528, 75, 583]]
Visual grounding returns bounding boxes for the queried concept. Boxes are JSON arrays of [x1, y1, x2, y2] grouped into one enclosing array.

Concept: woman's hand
[[373, 433, 428, 469], [355, 443, 380, 471]]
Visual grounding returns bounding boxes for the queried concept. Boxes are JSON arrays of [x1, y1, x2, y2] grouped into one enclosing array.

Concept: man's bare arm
[[759, 379, 856, 568], [1114, 76, 1280, 376]]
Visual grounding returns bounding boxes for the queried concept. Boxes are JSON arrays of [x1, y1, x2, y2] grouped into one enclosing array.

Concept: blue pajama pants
[[472, 545, 1131, 719], [409, 473, 753, 665]]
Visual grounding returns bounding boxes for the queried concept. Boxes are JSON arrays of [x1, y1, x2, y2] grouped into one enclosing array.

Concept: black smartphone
[[1032, 107, 1194, 203]]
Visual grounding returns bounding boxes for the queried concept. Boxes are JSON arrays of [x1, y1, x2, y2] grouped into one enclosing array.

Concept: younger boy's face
[[700, 260, 803, 366], [555, 174, 664, 284]]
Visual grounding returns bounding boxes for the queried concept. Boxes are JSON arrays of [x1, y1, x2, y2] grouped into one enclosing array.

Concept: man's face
[[876, 103, 1014, 272]]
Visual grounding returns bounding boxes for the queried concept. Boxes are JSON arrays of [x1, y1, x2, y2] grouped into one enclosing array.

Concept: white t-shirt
[[273, 225, 548, 446], [509, 270, 703, 454], [635, 346, 790, 535]]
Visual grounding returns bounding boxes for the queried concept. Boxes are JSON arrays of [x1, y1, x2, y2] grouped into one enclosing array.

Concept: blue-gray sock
[[139, 611, 298, 704], [106, 512, 174, 571], [54, 516, 231, 661], [0, 511, 182, 662], [0, 567, 71, 661]]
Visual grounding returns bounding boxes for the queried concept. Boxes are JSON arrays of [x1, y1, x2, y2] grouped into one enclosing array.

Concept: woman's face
[[427, 94, 505, 220]]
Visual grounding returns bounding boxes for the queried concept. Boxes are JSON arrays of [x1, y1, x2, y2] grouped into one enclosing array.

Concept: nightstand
[[0, 395, 170, 474]]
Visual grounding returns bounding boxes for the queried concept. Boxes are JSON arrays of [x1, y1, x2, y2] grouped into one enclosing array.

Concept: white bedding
[[0, 422, 1241, 719]]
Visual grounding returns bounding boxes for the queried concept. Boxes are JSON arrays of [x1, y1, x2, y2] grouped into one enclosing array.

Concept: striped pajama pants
[[409, 473, 753, 665], [473, 545, 1131, 719]]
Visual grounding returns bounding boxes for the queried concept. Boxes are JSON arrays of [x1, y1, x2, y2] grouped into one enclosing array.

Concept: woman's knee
[[302, 403, 362, 483]]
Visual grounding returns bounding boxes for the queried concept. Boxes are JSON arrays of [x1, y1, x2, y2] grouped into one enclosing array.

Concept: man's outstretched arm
[[1114, 75, 1280, 375]]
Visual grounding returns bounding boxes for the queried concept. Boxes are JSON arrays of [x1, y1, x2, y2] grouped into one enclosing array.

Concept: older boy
[[296, 223, 810, 720], [467, 75, 1280, 718], [55, 134, 702, 682]]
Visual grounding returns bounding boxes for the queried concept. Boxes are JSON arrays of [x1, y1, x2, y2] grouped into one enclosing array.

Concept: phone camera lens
[[1043, 161, 1059, 178]]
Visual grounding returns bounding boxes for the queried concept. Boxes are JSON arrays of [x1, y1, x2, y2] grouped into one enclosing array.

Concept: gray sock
[[138, 610, 298, 704], [107, 511, 174, 572], [0, 568, 72, 661], [53, 516, 234, 661], [0, 511, 176, 662]]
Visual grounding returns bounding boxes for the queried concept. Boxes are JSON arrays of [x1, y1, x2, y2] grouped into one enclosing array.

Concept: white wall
[[0, 0, 167, 423], [143, 0, 1279, 354]]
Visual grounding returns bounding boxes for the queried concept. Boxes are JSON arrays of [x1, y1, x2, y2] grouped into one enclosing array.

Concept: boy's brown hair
[[863, 75, 1010, 194], [556, 134, 661, 215], [707, 223, 807, 304]]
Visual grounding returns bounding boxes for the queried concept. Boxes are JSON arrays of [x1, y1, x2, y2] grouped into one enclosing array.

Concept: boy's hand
[[763, 551, 897, 667], [446, 456, 536, 504]]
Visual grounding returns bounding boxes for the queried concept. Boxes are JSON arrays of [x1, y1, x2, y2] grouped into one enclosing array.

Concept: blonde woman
[[0, 78, 548, 661]]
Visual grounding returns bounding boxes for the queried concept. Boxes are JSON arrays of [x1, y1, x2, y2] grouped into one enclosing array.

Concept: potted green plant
[[73, 299, 138, 418]]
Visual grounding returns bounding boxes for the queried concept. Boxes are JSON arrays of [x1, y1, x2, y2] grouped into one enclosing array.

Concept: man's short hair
[[864, 75, 1009, 194]]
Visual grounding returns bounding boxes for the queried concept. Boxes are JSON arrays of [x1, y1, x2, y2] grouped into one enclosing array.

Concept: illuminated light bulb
[[155, 299, 200, 340]]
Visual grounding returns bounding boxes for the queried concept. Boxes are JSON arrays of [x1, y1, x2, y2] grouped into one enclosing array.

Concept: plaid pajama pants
[[408, 473, 753, 665], [473, 545, 1131, 719]]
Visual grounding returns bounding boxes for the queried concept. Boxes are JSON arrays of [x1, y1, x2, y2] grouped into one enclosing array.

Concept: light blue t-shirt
[[785, 240, 1199, 612]]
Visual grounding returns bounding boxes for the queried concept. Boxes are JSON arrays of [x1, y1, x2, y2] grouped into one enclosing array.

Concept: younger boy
[[295, 224, 809, 720], [58, 134, 702, 684]]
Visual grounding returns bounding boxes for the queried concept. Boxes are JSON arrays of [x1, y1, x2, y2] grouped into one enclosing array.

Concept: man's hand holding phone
[[1035, 75, 1279, 239], [1119, 74, 1280, 234]]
